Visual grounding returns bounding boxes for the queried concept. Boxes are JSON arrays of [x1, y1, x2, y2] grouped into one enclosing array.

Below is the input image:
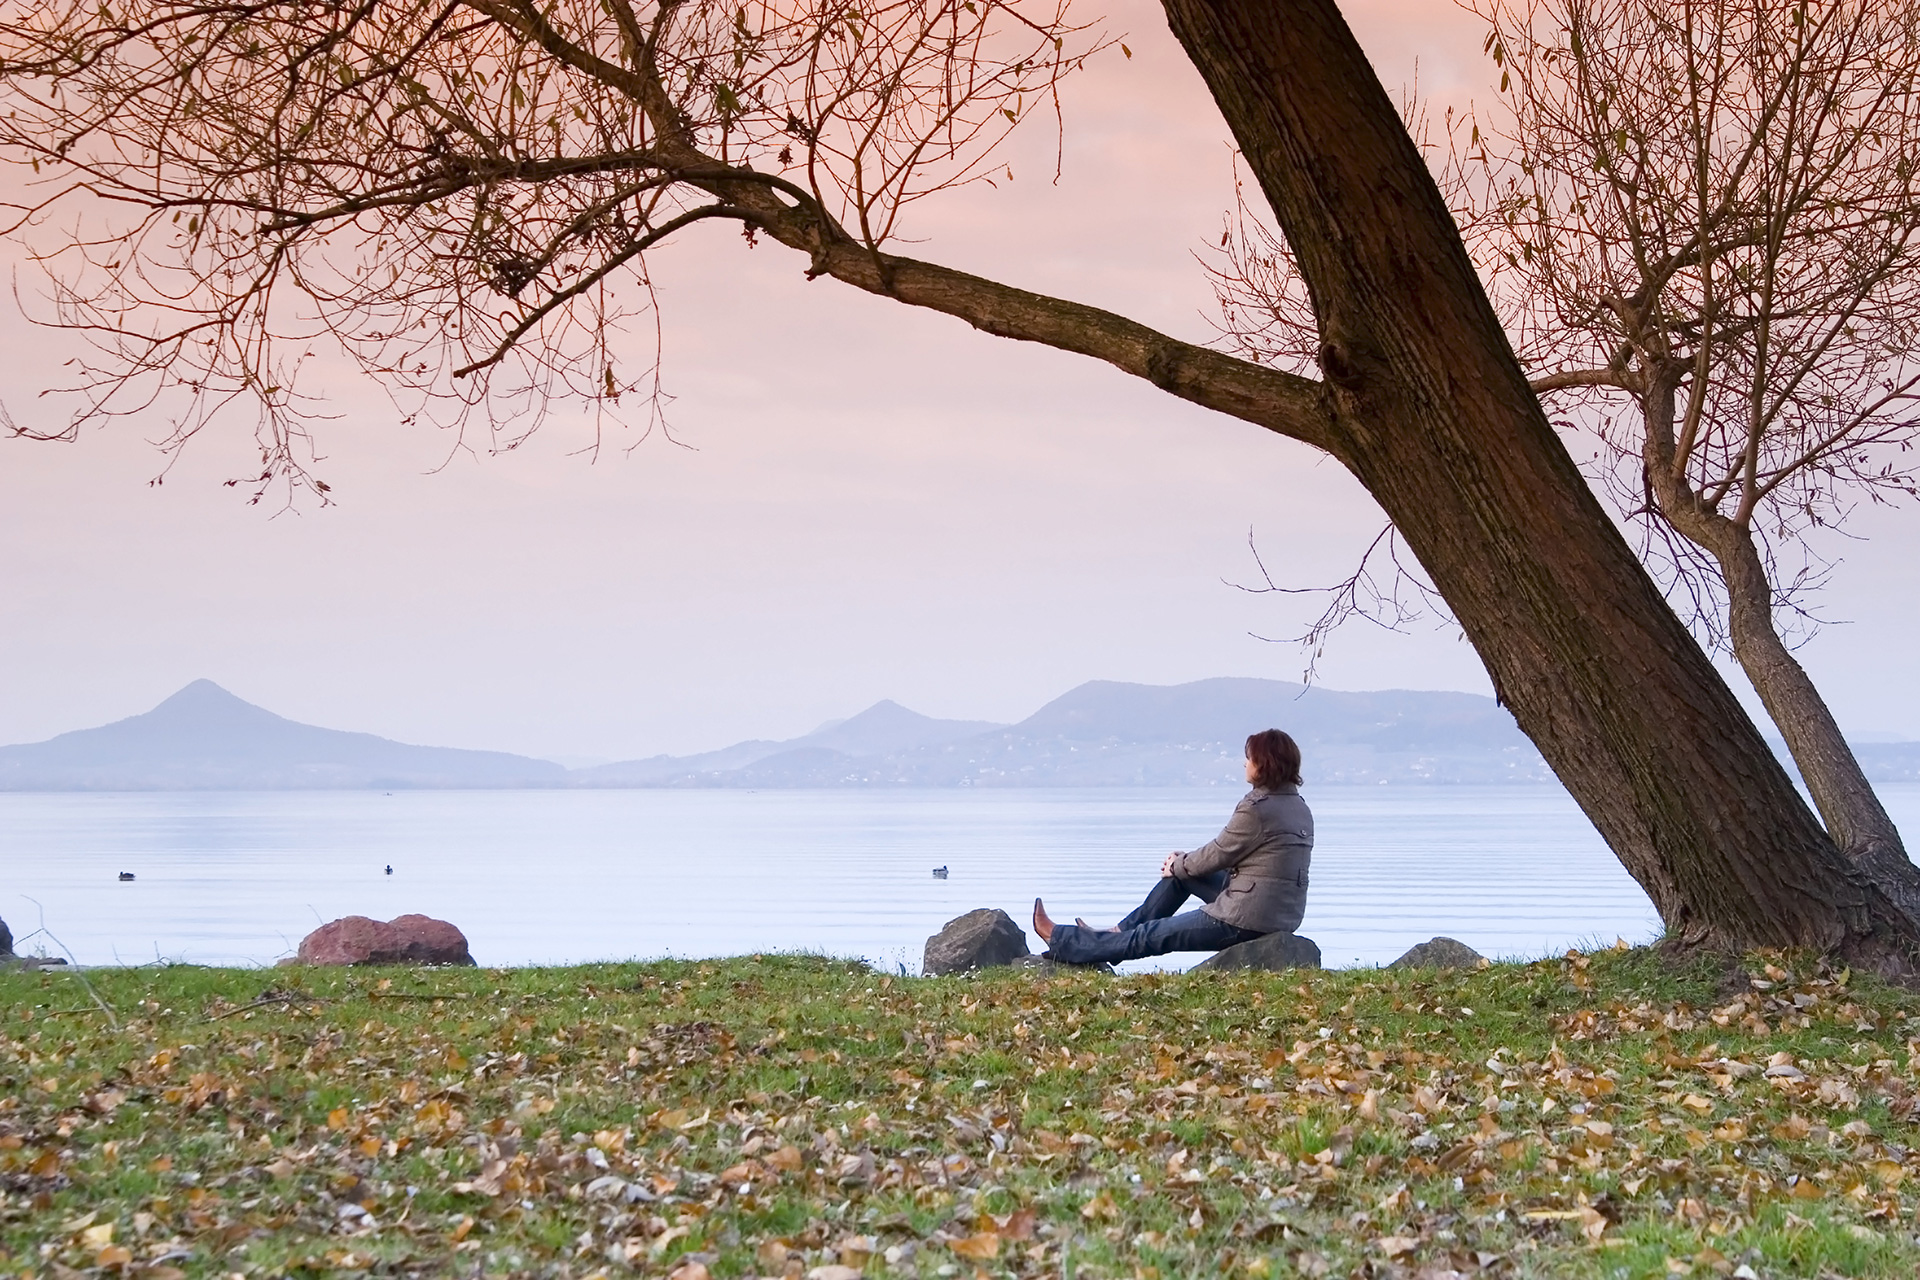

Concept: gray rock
[[1389, 937, 1486, 970], [1192, 932, 1322, 973], [0, 914, 11, 957], [0, 954, 68, 972], [923, 908, 1030, 975]]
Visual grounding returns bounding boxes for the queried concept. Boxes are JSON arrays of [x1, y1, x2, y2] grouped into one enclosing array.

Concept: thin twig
[[17, 897, 118, 1030], [206, 993, 327, 1021]]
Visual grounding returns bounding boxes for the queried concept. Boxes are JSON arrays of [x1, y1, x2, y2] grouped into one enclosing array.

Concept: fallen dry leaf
[[1293, 1251, 1331, 1278], [719, 1160, 763, 1184], [999, 1207, 1038, 1241], [949, 1231, 1000, 1259]]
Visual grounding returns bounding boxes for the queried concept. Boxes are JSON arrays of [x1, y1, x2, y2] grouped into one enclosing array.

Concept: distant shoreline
[[7, 675, 1914, 790]]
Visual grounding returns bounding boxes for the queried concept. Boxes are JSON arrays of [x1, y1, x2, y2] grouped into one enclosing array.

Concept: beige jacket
[[1172, 785, 1314, 933]]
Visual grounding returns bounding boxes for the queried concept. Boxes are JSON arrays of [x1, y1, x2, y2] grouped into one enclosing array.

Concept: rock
[[922, 908, 1030, 975], [1192, 932, 1322, 973], [1389, 937, 1486, 970], [386, 914, 474, 964], [0, 954, 68, 972], [0, 916, 63, 969], [295, 914, 475, 966], [297, 915, 389, 965]]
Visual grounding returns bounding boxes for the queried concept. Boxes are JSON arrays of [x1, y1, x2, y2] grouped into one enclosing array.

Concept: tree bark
[[1632, 375, 1920, 916], [1158, 0, 1919, 963], [1718, 518, 1920, 917]]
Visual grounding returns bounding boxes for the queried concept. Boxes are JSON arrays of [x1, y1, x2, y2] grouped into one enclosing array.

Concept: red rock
[[296, 914, 474, 966], [386, 914, 473, 965], [297, 915, 386, 965]]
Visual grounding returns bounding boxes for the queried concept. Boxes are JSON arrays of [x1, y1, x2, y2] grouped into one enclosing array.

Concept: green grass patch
[[3, 947, 1919, 1278]]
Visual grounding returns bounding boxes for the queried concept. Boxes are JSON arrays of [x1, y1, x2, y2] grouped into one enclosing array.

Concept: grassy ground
[[4, 948, 1920, 1280]]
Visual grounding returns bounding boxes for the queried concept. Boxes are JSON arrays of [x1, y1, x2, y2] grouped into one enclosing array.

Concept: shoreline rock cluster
[[919, 907, 1485, 976], [3, 906, 1487, 975]]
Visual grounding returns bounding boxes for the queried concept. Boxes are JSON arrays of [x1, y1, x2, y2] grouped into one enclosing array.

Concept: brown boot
[[1032, 897, 1055, 944]]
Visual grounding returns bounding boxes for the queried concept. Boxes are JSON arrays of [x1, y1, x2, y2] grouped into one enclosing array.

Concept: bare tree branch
[[0, 0, 1335, 500]]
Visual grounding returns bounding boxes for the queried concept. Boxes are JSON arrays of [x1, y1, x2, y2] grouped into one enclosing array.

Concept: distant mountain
[[573, 699, 1006, 786], [1854, 742, 1920, 783], [612, 677, 1555, 787], [952, 677, 1552, 785], [20, 676, 1903, 792], [0, 680, 566, 790]]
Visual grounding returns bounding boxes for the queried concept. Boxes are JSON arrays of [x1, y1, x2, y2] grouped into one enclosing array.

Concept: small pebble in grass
[[972, 1079, 989, 1089]]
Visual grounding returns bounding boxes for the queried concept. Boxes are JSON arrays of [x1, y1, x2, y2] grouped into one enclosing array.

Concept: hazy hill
[[0, 680, 567, 790], [1853, 742, 1920, 782], [1010, 677, 1533, 751], [11, 676, 1906, 792], [623, 677, 1556, 787], [573, 699, 1006, 786], [949, 677, 1552, 785]]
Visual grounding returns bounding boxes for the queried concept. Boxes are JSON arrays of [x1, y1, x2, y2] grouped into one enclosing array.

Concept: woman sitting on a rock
[[1034, 729, 1313, 966]]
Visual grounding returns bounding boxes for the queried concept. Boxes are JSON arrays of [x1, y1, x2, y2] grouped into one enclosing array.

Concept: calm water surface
[[7, 785, 1912, 972]]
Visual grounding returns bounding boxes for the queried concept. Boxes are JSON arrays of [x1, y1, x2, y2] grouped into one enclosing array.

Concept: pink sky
[[2, 0, 1917, 762]]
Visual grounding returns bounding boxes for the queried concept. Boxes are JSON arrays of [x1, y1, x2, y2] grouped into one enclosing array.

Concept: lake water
[[5, 785, 1916, 973]]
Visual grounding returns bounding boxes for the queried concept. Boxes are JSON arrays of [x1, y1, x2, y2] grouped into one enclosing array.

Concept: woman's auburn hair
[[1245, 728, 1303, 788]]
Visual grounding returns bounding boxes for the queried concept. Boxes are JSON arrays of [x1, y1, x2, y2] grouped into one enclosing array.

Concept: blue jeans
[[1046, 870, 1265, 966]]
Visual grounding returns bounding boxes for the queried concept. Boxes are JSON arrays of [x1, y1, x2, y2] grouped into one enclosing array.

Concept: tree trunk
[[1631, 371, 1920, 918], [1717, 501, 1920, 908], [1158, 0, 1920, 964]]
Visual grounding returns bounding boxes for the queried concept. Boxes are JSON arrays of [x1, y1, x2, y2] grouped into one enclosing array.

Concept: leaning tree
[[2, 0, 1915, 962], [1470, 0, 1920, 898], [1214, 0, 1920, 916]]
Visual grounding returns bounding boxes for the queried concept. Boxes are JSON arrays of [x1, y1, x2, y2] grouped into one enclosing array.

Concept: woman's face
[[1244, 754, 1259, 784]]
